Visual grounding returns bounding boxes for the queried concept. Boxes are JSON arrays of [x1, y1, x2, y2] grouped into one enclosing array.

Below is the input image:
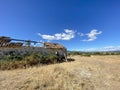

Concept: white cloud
[[38, 29, 75, 40], [37, 34, 55, 40], [81, 46, 120, 52], [103, 46, 120, 51], [38, 29, 102, 42], [82, 29, 102, 41], [78, 32, 85, 36]]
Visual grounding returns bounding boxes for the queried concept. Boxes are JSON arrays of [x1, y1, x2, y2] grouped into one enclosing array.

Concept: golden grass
[[0, 55, 120, 90]]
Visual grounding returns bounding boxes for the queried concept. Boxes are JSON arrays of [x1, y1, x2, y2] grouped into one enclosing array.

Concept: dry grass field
[[0, 55, 120, 90]]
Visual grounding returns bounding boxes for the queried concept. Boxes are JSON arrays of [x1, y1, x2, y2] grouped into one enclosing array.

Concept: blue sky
[[0, 0, 120, 51]]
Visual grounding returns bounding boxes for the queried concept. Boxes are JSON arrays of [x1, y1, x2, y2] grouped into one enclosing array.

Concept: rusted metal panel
[[0, 36, 11, 43], [44, 42, 65, 49], [0, 42, 23, 48]]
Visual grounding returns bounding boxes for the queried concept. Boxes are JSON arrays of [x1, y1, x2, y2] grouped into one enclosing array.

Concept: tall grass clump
[[0, 53, 60, 70]]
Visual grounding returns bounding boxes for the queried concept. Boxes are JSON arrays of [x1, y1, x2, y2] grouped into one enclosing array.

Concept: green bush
[[0, 53, 61, 70], [40, 54, 57, 64], [3, 54, 23, 61]]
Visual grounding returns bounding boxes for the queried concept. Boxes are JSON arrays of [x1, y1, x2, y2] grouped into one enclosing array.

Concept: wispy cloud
[[38, 29, 75, 40], [80, 29, 102, 42], [77, 32, 85, 36], [103, 46, 120, 51], [81, 46, 120, 51]]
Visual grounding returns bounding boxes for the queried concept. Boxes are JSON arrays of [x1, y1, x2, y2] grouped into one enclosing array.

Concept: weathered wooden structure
[[0, 36, 67, 60]]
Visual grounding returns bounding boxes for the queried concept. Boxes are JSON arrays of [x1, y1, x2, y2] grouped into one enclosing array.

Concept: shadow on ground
[[67, 58, 75, 62]]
